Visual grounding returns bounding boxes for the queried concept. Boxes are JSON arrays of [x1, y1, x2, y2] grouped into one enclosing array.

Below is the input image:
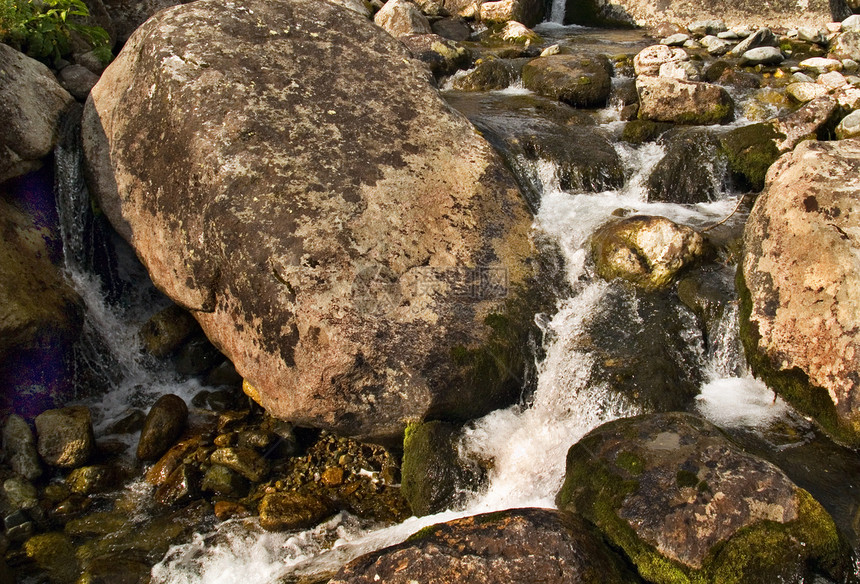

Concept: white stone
[[540, 43, 560, 57], [797, 26, 824, 43], [818, 70, 847, 90], [836, 109, 860, 138], [634, 44, 688, 76], [700, 35, 734, 55], [799, 57, 843, 74], [786, 81, 829, 102], [659, 60, 701, 80], [842, 14, 860, 33], [826, 22, 843, 33]]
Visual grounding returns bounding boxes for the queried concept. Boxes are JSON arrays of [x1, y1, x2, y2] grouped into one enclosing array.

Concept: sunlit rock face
[[82, 0, 538, 444]]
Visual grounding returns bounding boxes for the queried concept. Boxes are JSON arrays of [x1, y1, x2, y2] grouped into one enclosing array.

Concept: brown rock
[[35, 406, 94, 468], [258, 492, 335, 531], [136, 394, 188, 461]]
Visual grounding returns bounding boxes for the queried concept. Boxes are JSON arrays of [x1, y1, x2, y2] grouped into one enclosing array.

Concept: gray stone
[[797, 26, 825, 42], [56, 64, 100, 100], [843, 14, 860, 32], [0, 43, 74, 183], [688, 20, 727, 36], [3, 477, 38, 510], [374, 0, 432, 36], [730, 27, 778, 56], [836, 108, 860, 138], [35, 406, 94, 468], [661, 33, 690, 46], [830, 31, 860, 61], [740, 46, 785, 66], [700, 35, 734, 56], [431, 17, 472, 41], [659, 60, 701, 80], [398, 33, 469, 78], [2, 415, 42, 481]]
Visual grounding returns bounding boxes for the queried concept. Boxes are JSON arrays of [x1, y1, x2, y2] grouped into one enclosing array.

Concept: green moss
[[616, 451, 645, 475], [719, 123, 784, 191], [676, 469, 699, 489], [702, 489, 848, 584], [736, 267, 858, 447], [406, 523, 442, 542], [621, 120, 672, 145], [667, 101, 734, 126]]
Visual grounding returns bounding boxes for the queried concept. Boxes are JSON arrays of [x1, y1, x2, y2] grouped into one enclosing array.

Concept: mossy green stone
[[719, 123, 784, 191]]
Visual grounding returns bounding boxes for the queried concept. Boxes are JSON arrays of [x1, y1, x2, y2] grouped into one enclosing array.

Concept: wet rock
[[213, 500, 250, 521], [591, 215, 707, 291], [35, 406, 94, 468], [677, 267, 737, 340], [634, 45, 688, 77], [2, 415, 42, 481], [836, 108, 860, 137], [740, 139, 860, 446], [374, 0, 432, 36], [3, 477, 38, 510], [77, 555, 152, 584], [204, 360, 243, 388], [136, 394, 188, 461], [432, 18, 472, 41], [23, 532, 79, 584], [740, 46, 785, 66], [402, 421, 483, 516], [83, 0, 538, 445], [64, 511, 129, 537], [329, 508, 639, 584], [730, 27, 778, 56], [522, 53, 612, 107], [699, 35, 734, 56], [453, 58, 523, 90], [621, 120, 673, 144], [56, 64, 100, 100], [145, 437, 202, 486], [719, 98, 837, 191], [4, 509, 34, 542], [558, 412, 852, 584], [786, 81, 829, 102], [646, 128, 725, 204], [830, 31, 860, 61], [0, 188, 84, 418], [399, 33, 470, 77], [201, 464, 248, 496], [104, 409, 146, 435], [155, 463, 201, 506], [0, 43, 74, 183], [479, 0, 545, 27], [209, 447, 269, 482], [174, 335, 223, 377], [139, 304, 200, 359], [799, 56, 843, 73], [66, 465, 120, 495], [258, 492, 336, 531], [636, 77, 734, 125]]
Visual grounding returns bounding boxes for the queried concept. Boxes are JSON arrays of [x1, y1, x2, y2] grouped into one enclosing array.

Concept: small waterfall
[[548, 0, 567, 24]]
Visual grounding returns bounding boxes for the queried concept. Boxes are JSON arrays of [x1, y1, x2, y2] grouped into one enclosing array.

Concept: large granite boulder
[[0, 43, 74, 184], [82, 0, 537, 444], [557, 412, 851, 584], [329, 508, 641, 584], [374, 0, 432, 36], [740, 139, 860, 446]]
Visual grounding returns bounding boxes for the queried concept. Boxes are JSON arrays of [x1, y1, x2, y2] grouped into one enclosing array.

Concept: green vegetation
[[0, 0, 111, 65]]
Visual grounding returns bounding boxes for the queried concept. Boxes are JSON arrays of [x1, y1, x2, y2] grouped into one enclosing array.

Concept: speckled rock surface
[[329, 508, 641, 584], [557, 412, 850, 584], [591, 215, 707, 291], [740, 139, 860, 445], [636, 76, 734, 125], [82, 0, 536, 444], [0, 43, 74, 183]]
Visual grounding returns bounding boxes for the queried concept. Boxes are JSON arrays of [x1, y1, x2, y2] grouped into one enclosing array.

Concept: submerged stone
[[136, 394, 188, 461]]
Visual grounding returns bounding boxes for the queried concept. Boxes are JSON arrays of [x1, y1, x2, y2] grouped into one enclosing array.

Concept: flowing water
[[51, 25, 841, 584]]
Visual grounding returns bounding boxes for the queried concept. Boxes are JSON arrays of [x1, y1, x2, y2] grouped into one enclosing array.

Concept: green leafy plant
[[0, 0, 111, 66]]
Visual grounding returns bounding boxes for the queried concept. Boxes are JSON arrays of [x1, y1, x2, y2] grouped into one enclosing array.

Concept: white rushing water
[[148, 104, 793, 582]]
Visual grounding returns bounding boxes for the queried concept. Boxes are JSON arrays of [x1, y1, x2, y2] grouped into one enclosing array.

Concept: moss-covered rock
[[453, 58, 526, 91], [522, 54, 613, 108], [556, 412, 852, 584], [35, 406, 95, 468], [620, 120, 673, 144], [637, 77, 734, 125], [23, 532, 79, 584], [139, 303, 200, 359], [591, 215, 707, 291], [646, 128, 726, 204], [401, 421, 484, 516], [258, 492, 336, 531], [718, 122, 783, 191]]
